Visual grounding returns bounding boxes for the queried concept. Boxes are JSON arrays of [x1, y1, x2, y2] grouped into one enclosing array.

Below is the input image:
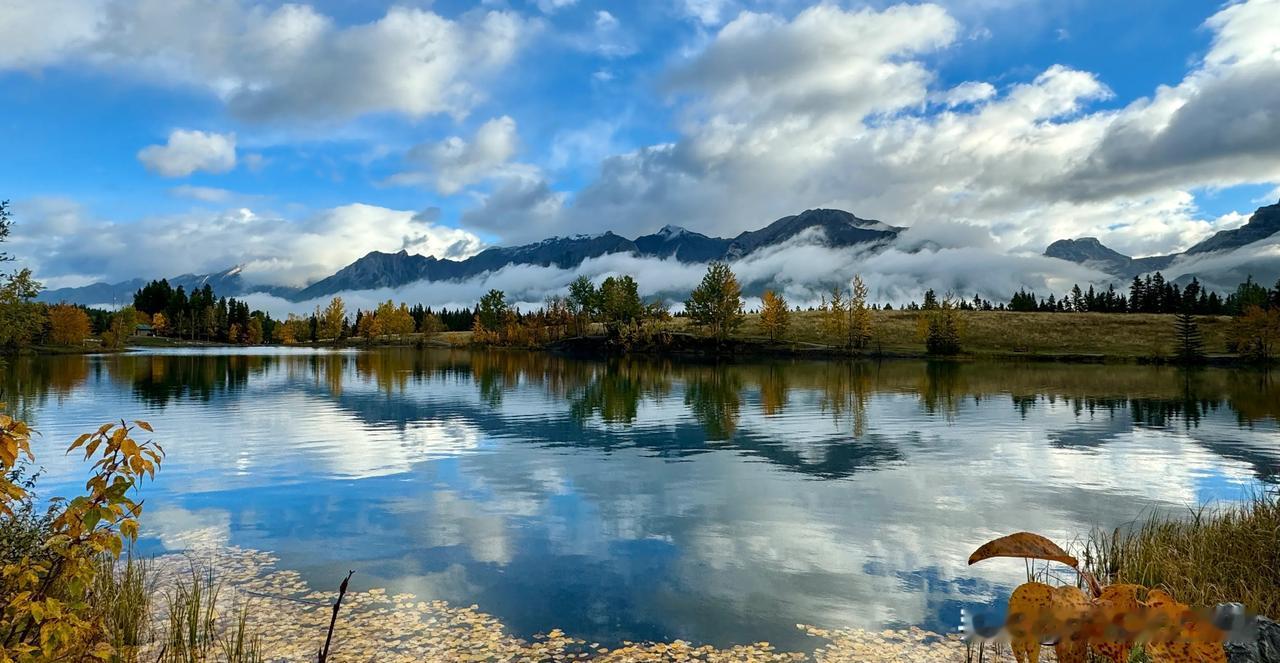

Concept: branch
[[317, 570, 354, 663]]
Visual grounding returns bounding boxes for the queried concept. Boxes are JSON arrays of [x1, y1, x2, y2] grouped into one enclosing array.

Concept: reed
[[92, 553, 153, 662], [1084, 490, 1280, 617], [157, 564, 264, 663]]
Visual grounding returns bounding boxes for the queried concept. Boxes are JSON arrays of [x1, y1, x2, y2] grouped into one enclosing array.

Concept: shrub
[[0, 408, 164, 662]]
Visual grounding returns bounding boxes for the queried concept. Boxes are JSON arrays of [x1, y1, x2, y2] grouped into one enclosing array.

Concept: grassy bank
[[733, 310, 1238, 361], [547, 310, 1241, 362], [1084, 490, 1280, 618], [63, 311, 1242, 364]]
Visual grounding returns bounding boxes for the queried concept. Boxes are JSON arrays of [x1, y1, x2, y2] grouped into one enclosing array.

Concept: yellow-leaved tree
[[0, 409, 164, 662], [47, 304, 91, 347], [760, 290, 790, 342], [819, 285, 847, 346], [848, 274, 872, 350], [319, 297, 346, 341]]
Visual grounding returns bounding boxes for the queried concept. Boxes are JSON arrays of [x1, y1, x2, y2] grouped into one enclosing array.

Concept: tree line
[[1007, 272, 1278, 315], [2, 196, 1277, 361]]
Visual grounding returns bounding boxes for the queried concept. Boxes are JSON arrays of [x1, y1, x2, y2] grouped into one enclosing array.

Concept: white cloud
[[534, 0, 578, 13], [137, 129, 237, 177], [462, 0, 1280, 258], [169, 184, 237, 203], [679, 0, 734, 26], [388, 116, 527, 195], [13, 199, 485, 288], [0, 0, 533, 122], [0, 0, 99, 68]]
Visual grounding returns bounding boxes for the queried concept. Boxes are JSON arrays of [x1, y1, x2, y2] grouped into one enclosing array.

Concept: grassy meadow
[[730, 309, 1238, 360], [419, 310, 1239, 362]]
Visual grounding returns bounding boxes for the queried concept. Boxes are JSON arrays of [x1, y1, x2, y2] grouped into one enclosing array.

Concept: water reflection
[[2, 349, 1277, 651]]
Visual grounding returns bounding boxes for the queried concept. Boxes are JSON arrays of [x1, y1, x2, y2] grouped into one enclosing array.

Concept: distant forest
[[113, 270, 1280, 346]]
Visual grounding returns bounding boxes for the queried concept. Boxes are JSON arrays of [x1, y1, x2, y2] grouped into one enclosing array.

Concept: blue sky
[[3, 0, 1279, 291]]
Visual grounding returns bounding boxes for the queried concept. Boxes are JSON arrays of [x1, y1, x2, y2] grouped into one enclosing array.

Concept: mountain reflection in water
[[3, 348, 1277, 651]]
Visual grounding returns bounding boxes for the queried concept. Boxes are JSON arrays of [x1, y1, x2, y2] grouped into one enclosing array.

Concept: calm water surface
[[3, 348, 1277, 650]]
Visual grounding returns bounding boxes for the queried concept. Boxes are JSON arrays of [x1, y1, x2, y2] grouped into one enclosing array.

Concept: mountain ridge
[[36, 202, 1279, 307], [39, 208, 900, 305], [1044, 199, 1280, 279]]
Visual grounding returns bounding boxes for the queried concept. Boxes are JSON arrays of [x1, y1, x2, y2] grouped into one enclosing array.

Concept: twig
[[317, 570, 354, 663]]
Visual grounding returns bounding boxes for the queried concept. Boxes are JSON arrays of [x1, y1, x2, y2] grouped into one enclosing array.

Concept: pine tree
[[918, 292, 963, 355], [1174, 310, 1205, 364], [685, 262, 744, 341]]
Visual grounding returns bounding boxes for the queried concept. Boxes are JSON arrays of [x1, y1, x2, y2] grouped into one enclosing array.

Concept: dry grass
[[728, 310, 1237, 360], [1084, 491, 1280, 618], [426, 310, 1237, 360]]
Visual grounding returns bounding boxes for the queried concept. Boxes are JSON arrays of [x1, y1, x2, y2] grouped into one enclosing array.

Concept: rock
[[1225, 616, 1280, 663]]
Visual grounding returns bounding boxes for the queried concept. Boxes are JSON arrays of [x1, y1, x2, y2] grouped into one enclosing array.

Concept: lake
[[3, 348, 1277, 651]]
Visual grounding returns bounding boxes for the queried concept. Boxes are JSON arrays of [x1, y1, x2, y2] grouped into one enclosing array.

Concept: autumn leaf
[[967, 531, 1078, 567]]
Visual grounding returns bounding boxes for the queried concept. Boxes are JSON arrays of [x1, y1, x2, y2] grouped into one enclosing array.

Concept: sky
[[3, 0, 1280, 294]]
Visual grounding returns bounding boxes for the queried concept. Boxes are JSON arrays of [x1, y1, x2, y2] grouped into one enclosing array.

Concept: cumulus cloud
[[387, 116, 528, 195], [11, 199, 485, 289], [459, 172, 569, 241], [0, 0, 532, 122], [138, 129, 237, 177], [0, 0, 99, 68], [461, 0, 1280, 258]]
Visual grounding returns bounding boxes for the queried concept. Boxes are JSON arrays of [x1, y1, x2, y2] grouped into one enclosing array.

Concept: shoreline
[[140, 543, 971, 663], [17, 311, 1266, 367]]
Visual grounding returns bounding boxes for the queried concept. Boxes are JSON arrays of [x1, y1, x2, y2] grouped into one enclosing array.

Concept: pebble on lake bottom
[[141, 546, 1009, 662]]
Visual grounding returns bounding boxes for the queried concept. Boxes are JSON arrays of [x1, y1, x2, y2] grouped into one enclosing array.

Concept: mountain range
[[39, 209, 903, 305], [36, 202, 1280, 307], [1044, 199, 1280, 279]]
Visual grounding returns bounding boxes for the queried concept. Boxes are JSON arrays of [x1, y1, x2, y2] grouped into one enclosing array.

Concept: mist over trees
[[3, 189, 1279, 363]]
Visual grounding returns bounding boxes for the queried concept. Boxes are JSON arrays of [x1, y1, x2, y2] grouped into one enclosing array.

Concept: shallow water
[[3, 348, 1277, 651]]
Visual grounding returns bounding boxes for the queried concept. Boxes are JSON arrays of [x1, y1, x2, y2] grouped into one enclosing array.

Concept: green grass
[[1083, 490, 1280, 618], [94, 553, 154, 661], [159, 565, 264, 663]]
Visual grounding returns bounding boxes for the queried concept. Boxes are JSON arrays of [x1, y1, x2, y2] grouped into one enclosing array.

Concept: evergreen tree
[[685, 262, 744, 341], [1173, 310, 1205, 364], [1129, 276, 1144, 313], [918, 292, 963, 355], [476, 290, 509, 331], [599, 275, 644, 333]]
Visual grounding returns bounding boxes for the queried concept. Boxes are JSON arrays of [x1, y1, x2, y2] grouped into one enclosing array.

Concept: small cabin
[[134, 323, 155, 337]]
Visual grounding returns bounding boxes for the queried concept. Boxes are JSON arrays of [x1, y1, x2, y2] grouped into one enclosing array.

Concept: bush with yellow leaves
[[0, 406, 163, 662]]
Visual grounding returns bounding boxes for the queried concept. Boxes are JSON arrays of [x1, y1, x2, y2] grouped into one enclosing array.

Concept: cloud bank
[[462, 0, 1280, 257], [11, 200, 485, 289], [241, 225, 1110, 318], [0, 0, 532, 122]]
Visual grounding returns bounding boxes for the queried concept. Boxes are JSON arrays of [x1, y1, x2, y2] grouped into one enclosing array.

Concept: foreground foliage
[[1085, 491, 1280, 620], [0, 409, 163, 662]]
